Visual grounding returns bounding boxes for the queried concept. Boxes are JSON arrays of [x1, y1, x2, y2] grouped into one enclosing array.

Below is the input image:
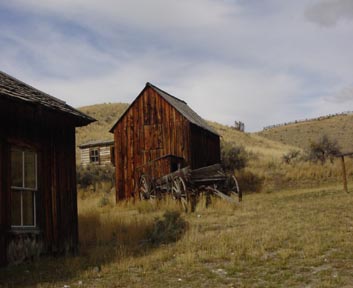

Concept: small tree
[[307, 135, 340, 164]]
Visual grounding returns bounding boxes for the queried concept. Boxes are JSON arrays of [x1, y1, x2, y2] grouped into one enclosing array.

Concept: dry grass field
[[1, 183, 353, 287]]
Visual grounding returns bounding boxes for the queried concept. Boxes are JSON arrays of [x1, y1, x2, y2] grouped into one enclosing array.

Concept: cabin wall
[[80, 145, 113, 166], [80, 148, 90, 166], [0, 100, 79, 265], [190, 124, 221, 169], [114, 87, 191, 200]]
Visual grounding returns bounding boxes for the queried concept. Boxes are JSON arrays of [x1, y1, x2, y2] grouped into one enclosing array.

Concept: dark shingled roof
[[79, 139, 114, 149], [0, 71, 95, 126], [110, 82, 218, 135]]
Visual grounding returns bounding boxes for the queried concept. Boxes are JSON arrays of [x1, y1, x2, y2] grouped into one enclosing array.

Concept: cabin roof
[[0, 71, 95, 126], [110, 82, 218, 135], [79, 139, 114, 149]]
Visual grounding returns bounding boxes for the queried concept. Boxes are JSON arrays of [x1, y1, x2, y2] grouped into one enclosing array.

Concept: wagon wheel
[[139, 175, 152, 200], [223, 175, 242, 202], [172, 176, 189, 212], [172, 176, 186, 199]]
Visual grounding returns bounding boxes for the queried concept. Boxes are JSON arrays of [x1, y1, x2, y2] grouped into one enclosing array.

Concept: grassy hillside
[[257, 114, 353, 152], [76, 103, 129, 147]]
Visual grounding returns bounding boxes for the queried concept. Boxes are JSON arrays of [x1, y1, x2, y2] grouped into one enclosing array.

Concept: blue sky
[[0, 0, 353, 131]]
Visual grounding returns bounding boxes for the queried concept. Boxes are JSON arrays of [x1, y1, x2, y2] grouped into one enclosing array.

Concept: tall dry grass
[[2, 185, 353, 287]]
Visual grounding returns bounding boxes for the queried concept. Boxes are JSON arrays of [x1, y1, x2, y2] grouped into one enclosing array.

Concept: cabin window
[[90, 148, 100, 164], [10, 148, 37, 228]]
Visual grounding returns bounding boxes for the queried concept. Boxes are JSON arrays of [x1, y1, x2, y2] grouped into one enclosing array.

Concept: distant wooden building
[[0, 71, 95, 266], [110, 82, 220, 200], [78, 139, 115, 166]]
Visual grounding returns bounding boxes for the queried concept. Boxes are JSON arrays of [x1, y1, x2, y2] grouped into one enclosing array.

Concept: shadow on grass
[[0, 210, 188, 287]]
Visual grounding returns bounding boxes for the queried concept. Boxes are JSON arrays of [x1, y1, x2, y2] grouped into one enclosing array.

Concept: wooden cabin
[[78, 139, 115, 166], [0, 71, 95, 266], [110, 82, 220, 200]]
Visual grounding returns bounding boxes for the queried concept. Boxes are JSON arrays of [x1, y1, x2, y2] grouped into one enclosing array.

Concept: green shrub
[[146, 211, 188, 246]]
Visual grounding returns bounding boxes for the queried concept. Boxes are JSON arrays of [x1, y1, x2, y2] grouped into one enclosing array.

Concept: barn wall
[[114, 86, 191, 200], [190, 124, 221, 169], [0, 100, 79, 265]]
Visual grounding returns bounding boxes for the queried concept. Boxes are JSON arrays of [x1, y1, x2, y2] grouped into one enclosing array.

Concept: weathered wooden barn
[[0, 71, 95, 266], [78, 139, 115, 166], [110, 82, 220, 200]]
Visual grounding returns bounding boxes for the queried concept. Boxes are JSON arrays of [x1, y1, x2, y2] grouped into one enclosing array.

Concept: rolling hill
[[257, 114, 353, 153]]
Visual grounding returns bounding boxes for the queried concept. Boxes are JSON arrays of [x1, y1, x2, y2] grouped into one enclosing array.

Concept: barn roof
[[110, 82, 218, 135], [79, 139, 114, 149], [0, 71, 95, 126]]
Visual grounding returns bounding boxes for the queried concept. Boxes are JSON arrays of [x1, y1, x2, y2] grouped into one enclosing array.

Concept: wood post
[[341, 156, 348, 193]]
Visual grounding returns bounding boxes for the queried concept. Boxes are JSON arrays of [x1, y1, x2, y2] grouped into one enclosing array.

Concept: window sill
[[9, 227, 41, 235]]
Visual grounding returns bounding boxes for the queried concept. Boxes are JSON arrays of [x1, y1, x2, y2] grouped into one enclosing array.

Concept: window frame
[[10, 148, 38, 228], [89, 148, 100, 164]]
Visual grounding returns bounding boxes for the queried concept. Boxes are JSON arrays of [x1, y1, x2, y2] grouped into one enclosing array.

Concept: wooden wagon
[[137, 155, 241, 211]]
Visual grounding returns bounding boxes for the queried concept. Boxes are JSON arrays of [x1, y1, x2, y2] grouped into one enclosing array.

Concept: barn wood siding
[[0, 100, 79, 264], [190, 124, 221, 169], [114, 87, 191, 200]]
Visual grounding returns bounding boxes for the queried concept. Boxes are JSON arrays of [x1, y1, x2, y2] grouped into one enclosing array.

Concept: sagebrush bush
[[221, 141, 248, 172], [147, 210, 188, 246]]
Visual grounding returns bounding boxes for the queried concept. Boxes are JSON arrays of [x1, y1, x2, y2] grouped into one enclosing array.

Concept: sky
[[0, 0, 352, 132]]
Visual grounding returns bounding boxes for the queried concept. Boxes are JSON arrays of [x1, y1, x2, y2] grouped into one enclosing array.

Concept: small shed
[[0, 71, 95, 266], [110, 82, 220, 200], [78, 139, 115, 166]]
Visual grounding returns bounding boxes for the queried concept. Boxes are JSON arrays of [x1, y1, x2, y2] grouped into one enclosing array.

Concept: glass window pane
[[22, 191, 35, 226], [11, 191, 22, 226], [11, 149, 23, 187], [24, 151, 36, 189]]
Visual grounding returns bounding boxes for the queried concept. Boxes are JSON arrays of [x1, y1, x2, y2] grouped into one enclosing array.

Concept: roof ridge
[[146, 82, 187, 105]]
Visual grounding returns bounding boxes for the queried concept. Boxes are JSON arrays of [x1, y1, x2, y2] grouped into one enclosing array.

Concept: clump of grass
[[147, 211, 188, 246]]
